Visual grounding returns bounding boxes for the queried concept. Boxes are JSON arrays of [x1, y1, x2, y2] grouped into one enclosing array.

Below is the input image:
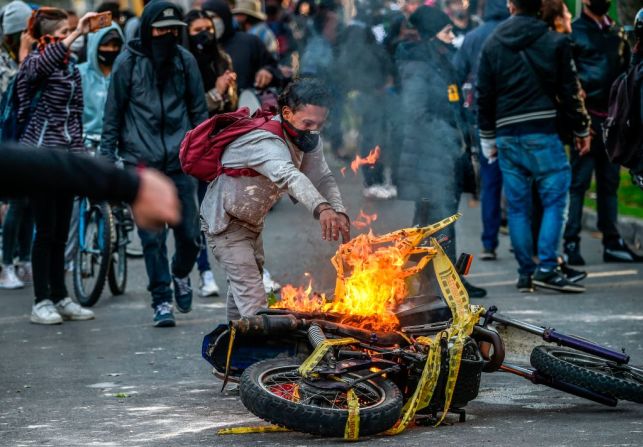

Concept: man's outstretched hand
[[319, 207, 350, 243], [131, 169, 180, 230]]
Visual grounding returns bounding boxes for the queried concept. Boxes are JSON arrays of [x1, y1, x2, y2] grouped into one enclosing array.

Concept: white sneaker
[[363, 185, 394, 200], [55, 297, 95, 321], [0, 265, 25, 289], [16, 262, 32, 285], [31, 300, 63, 325], [199, 270, 220, 297], [263, 269, 281, 293]]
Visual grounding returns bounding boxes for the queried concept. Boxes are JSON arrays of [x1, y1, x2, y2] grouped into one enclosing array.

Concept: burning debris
[[350, 145, 381, 173], [270, 214, 461, 331], [352, 210, 378, 229]]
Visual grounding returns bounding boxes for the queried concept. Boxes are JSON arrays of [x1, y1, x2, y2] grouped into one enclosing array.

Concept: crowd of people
[[0, 0, 641, 327]]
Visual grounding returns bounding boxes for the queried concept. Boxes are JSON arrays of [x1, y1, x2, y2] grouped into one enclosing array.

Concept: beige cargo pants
[[207, 223, 266, 321]]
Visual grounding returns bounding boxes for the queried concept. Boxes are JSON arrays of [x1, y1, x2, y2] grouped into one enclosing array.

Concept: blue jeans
[[479, 152, 503, 251], [138, 173, 200, 308], [497, 133, 570, 276]]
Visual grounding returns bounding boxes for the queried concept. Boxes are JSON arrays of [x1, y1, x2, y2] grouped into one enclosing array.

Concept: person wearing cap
[[395, 6, 487, 298], [101, 1, 208, 328], [0, 0, 33, 95], [233, 0, 279, 60]]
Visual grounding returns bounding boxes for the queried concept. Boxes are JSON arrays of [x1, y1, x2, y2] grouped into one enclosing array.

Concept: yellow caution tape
[[344, 388, 360, 441], [385, 336, 442, 435], [221, 326, 236, 391], [218, 425, 290, 435], [298, 337, 359, 378]]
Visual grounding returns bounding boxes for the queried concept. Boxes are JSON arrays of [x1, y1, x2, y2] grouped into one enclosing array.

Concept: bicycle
[[72, 138, 132, 306]]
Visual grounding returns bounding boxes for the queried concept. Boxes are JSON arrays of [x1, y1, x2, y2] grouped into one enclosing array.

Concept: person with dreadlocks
[[15, 7, 99, 325]]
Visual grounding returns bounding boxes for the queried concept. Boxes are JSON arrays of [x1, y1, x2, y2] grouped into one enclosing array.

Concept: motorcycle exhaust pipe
[[230, 314, 305, 335]]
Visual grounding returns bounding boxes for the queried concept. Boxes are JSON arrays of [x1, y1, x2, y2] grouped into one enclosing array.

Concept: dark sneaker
[[480, 249, 497, 261], [516, 274, 534, 292], [603, 239, 643, 263], [462, 277, 487, 298], [533, 268, 585, 293], [559, 261, 587, 283], [173, 275, 193, 313], [563, 241, 585, 266], [153, 302, 176, 327]]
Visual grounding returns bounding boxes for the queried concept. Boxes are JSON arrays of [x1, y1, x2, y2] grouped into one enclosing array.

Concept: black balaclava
[[139, 1, 183, 83], [586, 0, 611, 17], [202, 0, 235, 42]]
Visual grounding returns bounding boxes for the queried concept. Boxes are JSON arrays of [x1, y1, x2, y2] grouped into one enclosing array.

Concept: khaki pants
[[207, 223, 265, 320]]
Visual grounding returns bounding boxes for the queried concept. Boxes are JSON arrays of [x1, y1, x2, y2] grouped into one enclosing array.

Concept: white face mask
[[212, 17, 225, 39]]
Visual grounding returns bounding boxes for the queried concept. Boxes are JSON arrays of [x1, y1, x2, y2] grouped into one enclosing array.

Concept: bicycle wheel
[[531, 345, 643, 403], [108, 222, 128, 296], [73, 201, 112, 307]]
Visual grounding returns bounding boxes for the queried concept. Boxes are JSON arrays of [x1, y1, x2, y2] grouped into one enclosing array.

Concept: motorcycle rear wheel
[[240, 358, 403, 437], [531, 345, 643, 403]]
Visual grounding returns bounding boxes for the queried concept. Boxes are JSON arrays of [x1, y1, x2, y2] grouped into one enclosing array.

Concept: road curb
[[581, 207, 643, 248]]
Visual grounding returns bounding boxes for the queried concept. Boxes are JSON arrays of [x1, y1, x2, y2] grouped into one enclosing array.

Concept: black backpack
[[603, 64, 643, 169]]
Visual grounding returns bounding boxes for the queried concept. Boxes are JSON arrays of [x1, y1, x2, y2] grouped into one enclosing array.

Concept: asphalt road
[[1, 153, 642, 446]]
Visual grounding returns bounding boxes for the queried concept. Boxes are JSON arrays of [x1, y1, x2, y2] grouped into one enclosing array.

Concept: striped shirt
[[16, 42, 84, 151]]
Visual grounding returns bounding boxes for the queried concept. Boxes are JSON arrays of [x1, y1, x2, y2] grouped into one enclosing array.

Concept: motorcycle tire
[[240, 358, 403, 437], [530, 345, 643, 403]]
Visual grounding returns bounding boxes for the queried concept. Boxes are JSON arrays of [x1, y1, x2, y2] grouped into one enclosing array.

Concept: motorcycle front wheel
[[240, 358, 403, 437], [531, 345, 643, 403]]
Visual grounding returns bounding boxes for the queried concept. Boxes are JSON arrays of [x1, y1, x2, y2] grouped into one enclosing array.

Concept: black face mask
[[587, 0, 611, 16], [97, 49, 120, 66], [151, 32, 178, 63], [282, 118, 320, 153], [189, 30, 216, 55]]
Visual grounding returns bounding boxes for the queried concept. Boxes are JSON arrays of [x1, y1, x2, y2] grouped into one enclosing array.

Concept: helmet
[[635, 8, 643, 38]]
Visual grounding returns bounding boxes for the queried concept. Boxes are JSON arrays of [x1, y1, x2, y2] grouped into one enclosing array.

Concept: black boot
[[563, 240, 585, 266], [461, 277, 487, 298]]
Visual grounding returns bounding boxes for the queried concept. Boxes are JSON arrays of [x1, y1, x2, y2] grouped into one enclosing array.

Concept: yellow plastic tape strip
[[385, 335, 442, 435], [218, 425, 290, 435], [298, 337, 359, 378], [344, 388, 360, 441], [431, 240, 485, 425]]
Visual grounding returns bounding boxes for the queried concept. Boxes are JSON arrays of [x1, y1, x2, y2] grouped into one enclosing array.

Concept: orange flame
[[350, 146, 381, 173], [270, 215, 462, 332], [340, 167, 347, 177], [352, 210, 378, 230]]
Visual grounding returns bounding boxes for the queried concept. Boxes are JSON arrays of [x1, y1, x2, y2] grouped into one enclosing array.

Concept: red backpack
[[179, 107, 285, 182]]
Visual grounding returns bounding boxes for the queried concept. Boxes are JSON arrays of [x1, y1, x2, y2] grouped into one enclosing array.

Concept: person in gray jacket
[[101, 1, 208, 328], [201, 78, 350, 320]]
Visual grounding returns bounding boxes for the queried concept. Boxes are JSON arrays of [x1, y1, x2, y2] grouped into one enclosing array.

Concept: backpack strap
[[221, 115, 285, 177]]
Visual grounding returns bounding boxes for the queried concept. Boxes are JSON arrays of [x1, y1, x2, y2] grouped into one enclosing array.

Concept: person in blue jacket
[[78, 21, 123, 144]]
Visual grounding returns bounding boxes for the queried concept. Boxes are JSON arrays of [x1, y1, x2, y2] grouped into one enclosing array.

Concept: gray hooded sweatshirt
[[201, 117, 346, 235]]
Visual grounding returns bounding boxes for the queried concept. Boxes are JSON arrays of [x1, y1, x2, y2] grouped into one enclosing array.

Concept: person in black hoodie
[[396, 6, 486, 299], [477, 0, 590, 293], [202, 0, 281, 91], [562, 0, 641, 265], [101, 1, 208, 328]]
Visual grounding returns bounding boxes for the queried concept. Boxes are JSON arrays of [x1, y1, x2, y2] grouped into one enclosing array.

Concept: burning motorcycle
[[203, 215, 643, 439]]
